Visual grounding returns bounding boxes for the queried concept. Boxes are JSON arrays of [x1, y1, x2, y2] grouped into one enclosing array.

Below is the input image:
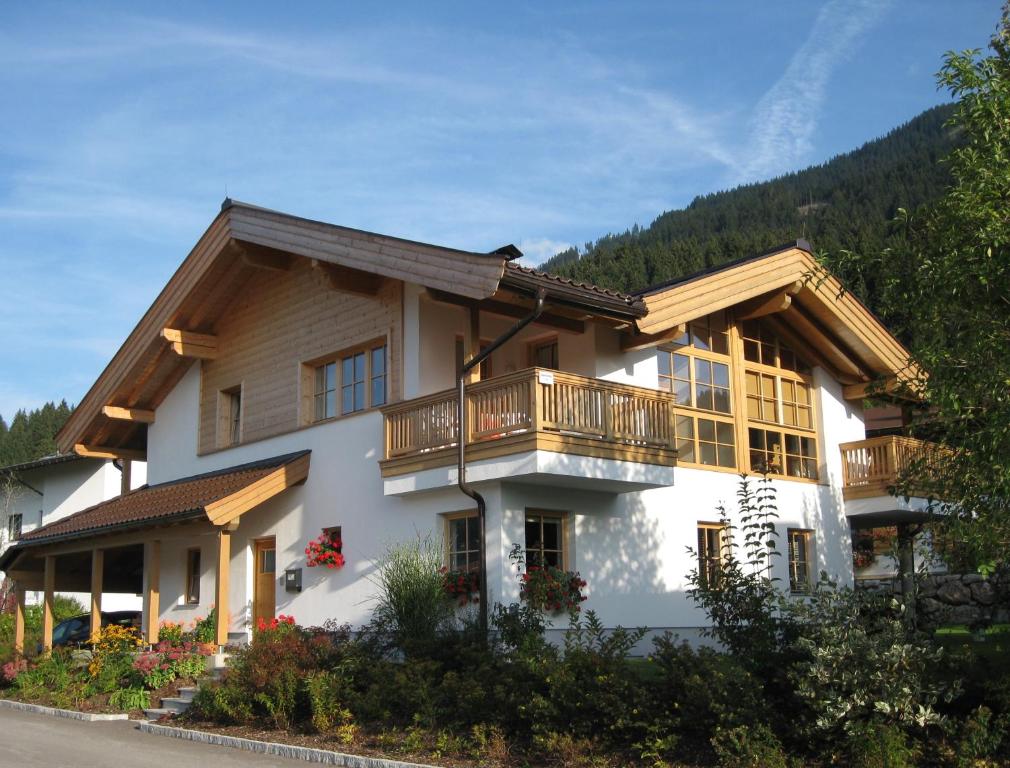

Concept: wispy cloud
[[735, 0, 892, 183], [516, 237, 574, 267]]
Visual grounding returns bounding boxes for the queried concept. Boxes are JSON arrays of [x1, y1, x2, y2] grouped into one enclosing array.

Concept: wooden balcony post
[[13, 584, 26, 655], [90, 548, 104, 641], [143, 540, 161, 644], [465, 306, 481, 384], [214, 529, 231, 647], [42, 555, 55, 652]]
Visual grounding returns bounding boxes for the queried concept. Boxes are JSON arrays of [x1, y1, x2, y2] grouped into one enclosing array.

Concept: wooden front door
[[253, 538, 276, 626]]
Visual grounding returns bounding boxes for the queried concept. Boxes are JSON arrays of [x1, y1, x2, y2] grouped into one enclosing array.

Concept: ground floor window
[[525, 511, 565, 568], [186, 548, 201, 604], [697, 522, 726, 588], [445, 513, 480, 572], [788, 528, 814, 594]]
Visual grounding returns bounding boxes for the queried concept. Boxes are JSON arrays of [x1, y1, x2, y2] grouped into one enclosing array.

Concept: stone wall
[[856, 572, 1010, 628]]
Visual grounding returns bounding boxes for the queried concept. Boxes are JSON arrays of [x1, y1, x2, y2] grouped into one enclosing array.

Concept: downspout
[[458, 288, 547, 640]]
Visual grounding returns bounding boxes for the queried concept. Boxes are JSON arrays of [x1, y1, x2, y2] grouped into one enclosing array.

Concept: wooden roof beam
[[74, 444, 147, 462], [161, 328, 218, 360], [762, 314, 863, 385], [102, 406, 156, 424], [311, 259, 384, 296], [427, 289, 585, 334], [621, 324, 686, 352], [776, 307, 868, 383], [205, 452, 311, 526], [736, 281, 802, 321], [232, 240, 294, 271], [843, 377, 921, 402]]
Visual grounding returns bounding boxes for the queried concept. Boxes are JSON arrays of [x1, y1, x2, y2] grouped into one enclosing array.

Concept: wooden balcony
[[839, 435, 945, 500], [381, 368, 678, 478]]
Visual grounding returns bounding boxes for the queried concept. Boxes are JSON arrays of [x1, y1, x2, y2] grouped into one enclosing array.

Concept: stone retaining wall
[[856, 572, 1010, 627]]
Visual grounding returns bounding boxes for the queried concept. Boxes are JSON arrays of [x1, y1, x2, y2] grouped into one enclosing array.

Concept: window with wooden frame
[[306, 339, 387, 423], [7, 513, 22, 541], [742, 321, 818, 480], [525, 511, 565, 569], [528, 337, 559, 370], [787, 529, 814, 594], [444, 513, 480, 572], [658, 311, 736, 469], [454, 337, 492, 380], [185, 548, 201, 604], [217, 386, 242, 448], [697, 522, 726, 588]]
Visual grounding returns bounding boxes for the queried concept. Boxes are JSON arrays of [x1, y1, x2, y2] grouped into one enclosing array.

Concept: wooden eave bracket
[[232, 239, 294, 271], [204, 453, 311, 527], [311, 259, 384, 296], [102, 406, 156, 424], [736, 281, 802, 320], [843, 376, 922, 402], [74, 444, 147, 461], [161, 328, 218, 360], [620, 324, 686, 352]]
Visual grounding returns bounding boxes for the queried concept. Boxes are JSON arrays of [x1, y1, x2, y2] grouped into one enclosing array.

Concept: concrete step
[[158, 697, 191, 715], [142, 708, 172, 722], [176, 687, 197, 703]]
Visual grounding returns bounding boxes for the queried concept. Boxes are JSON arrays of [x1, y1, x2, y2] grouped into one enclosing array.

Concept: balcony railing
[[839, 435, 946, 499], [382, 367, 677, 474]]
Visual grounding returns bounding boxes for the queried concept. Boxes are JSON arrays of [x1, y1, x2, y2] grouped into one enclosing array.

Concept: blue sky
[[0, 1, 1000, 419]]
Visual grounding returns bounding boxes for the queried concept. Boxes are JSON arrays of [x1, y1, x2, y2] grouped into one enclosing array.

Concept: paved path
[[0, 708, 311, 767]]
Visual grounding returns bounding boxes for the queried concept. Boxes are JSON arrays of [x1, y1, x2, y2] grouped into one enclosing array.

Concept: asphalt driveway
[[0, 708, 314, 768]]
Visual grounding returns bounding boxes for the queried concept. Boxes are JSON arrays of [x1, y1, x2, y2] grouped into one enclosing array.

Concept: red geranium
[[305, 530, 345, 569]]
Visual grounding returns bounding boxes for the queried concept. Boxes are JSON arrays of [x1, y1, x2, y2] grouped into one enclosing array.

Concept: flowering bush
[[520, 565, 587, 616], [439, 567, 480, 606], [158, 620, 185, 645], [305, 530, 345, 569], [2, 658, 27, 684], [132, 638, 211, 689], [256, 614, 297, 635], [191, 608, 217, 644], [87, 624, 143, 679]]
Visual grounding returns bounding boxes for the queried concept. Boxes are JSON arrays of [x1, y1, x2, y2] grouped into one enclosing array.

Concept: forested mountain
[[542, 105, 959, 305], [0, 402, 74, 468]]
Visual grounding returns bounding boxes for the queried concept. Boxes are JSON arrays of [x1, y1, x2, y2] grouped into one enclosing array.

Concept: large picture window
[[742, 321, 818, 480], [308, 339, 387, 422], [658, 311, 736, 469]]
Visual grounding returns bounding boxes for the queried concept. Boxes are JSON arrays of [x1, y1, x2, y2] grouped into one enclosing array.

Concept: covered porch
[[0, 450, 310, 653]]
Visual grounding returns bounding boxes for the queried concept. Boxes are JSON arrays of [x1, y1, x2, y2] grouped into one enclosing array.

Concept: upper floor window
[[217, 386, 242, 448], [659, 311, 735, 470], [529, 338, 559, 370], [7, 513, 22, 541], [308, 340, 387, 422], [741, 321, 818, 480]]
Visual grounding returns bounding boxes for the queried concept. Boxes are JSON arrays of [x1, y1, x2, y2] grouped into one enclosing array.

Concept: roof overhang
[[56, 201, 508, 457], [631, 243, 917, 390]]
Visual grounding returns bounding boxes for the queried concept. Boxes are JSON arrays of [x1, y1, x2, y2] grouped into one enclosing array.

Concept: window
[[217, 386, 242, 447], [697, 523, 726, 588], [788, 529, 813, 594], [308, 340, 387, 422], [742, 321, 818, 480], [658, 311, 735, 469], [185, 548, 201, 604], [525, 512, 564, 568], [445, 513, 480, 572], [454, 338, 492, 380], [7, 513, 21, 541], [529, 338, 559, 370]]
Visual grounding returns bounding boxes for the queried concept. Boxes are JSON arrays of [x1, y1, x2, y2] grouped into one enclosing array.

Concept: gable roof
[[633, 242, 914, 383]]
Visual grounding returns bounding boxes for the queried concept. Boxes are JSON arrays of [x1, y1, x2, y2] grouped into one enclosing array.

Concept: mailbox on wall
[[284, 568, 302, 593]]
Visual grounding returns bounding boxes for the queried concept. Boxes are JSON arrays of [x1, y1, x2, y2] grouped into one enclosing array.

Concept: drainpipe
[[458, 288, 546, 641]]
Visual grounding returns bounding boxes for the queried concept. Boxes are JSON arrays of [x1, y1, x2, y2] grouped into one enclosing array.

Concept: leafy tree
[[822, 6, 1010, 570]]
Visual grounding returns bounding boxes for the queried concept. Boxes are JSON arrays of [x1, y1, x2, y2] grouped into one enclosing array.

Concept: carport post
[[13, 585, 26, 655], [90, 548, 104, 640], [214, 528, 231, 648], [143, 540, 160, 644], [42, 555, 55, 652]]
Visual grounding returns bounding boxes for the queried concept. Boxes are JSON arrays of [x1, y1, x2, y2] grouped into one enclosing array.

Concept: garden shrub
[[87, 623, 143, 694], [109, 686, 150, 711], [845, 721, 916, 768], [710, 723, 788, 768], [306, 670, 357, 742], [954, 706, 1008, 767]]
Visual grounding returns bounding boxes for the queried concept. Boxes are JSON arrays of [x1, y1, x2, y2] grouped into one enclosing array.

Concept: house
[[0, 200, 936, 651], [0, 452, 146, 612]]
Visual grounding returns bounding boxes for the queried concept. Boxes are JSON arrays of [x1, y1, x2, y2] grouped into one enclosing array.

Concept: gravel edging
[[0, 698, 129, 721], [138, 721, 443, 768]]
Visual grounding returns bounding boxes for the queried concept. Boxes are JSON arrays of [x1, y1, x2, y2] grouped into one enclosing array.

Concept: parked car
[[47, 611, 142, 649]]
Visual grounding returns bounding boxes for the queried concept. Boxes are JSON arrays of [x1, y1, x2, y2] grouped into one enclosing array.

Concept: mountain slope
[[542, 105, 958, 303]]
